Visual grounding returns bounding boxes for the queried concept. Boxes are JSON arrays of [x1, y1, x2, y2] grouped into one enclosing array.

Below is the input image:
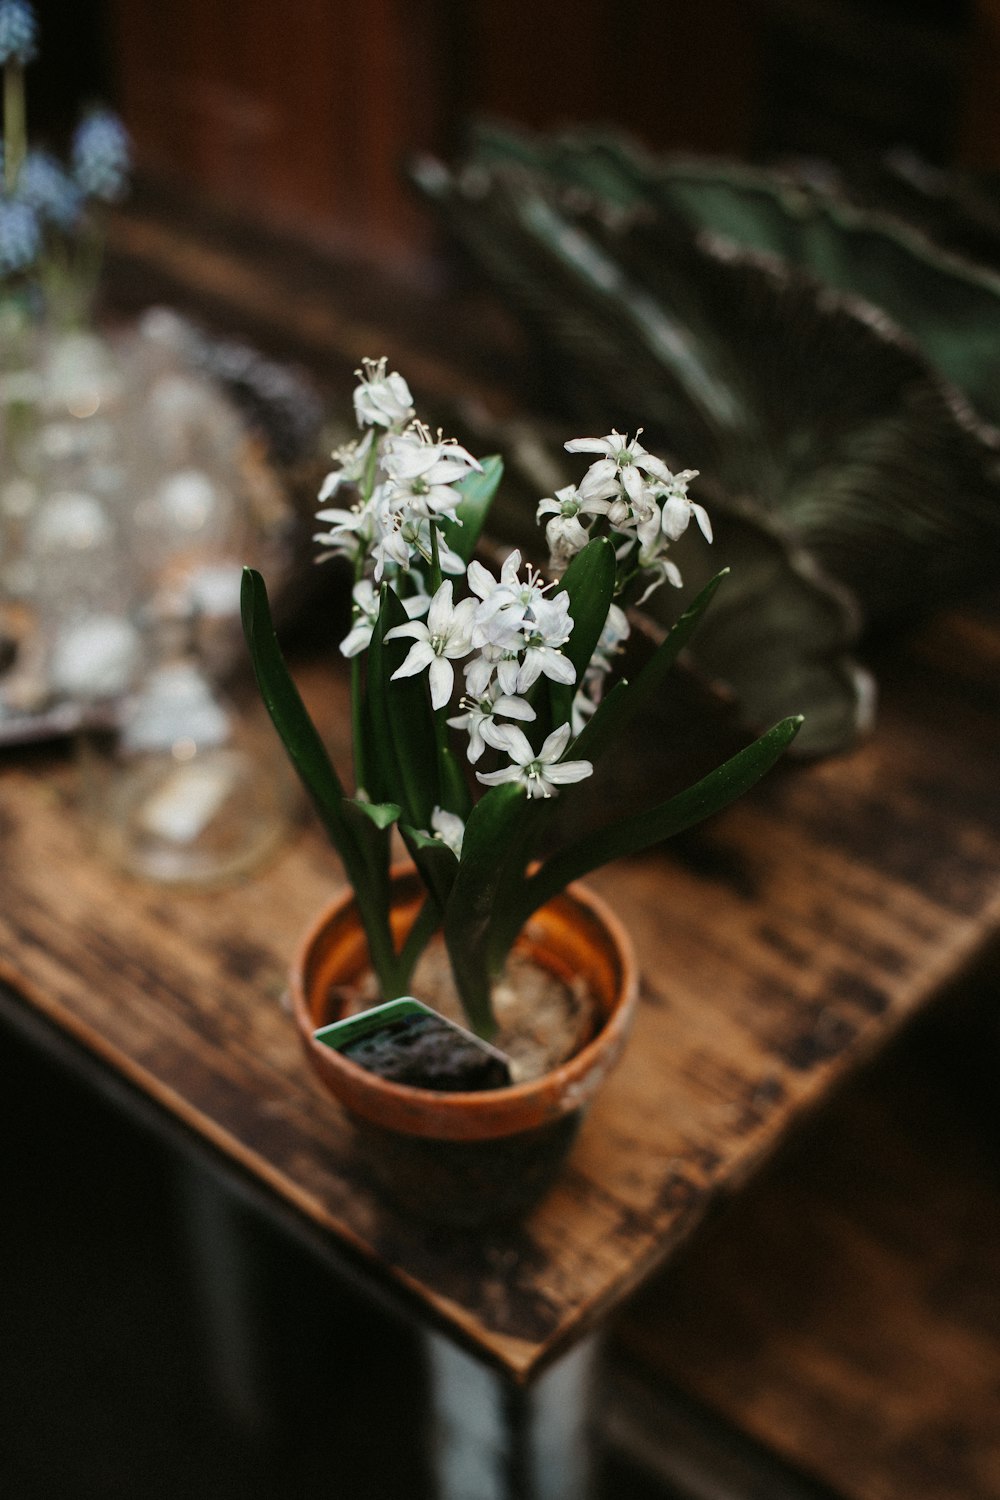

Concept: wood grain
[[1, 600, 998, 1381], [611, 977, 1000, 1500]]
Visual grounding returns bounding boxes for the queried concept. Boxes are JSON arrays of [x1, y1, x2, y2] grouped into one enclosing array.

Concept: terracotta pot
[[290, 866, 638, 1226]]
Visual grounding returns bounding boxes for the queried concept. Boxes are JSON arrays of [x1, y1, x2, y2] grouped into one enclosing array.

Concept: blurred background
[[29, 0, 994, 274], [6, 6, 1000, 1500]]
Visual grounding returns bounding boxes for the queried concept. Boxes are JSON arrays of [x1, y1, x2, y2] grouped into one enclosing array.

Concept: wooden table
[[1, 187, 997, 1495], [1, 594, 998, 1496]]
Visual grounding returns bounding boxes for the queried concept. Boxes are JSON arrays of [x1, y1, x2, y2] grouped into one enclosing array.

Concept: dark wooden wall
[[95, 0, 975, 271]]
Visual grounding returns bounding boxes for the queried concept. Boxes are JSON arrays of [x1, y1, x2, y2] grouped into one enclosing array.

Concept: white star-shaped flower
[[382, 427, 481, 522], [353, 358, 414, 429], [565, 429, 672, 506], [633, 535, 684, 604], [317, 430, 374, 504], [658, 469, 712, 542], [476, 723, 593, 800], [339, 578, 428, 659], [314, 484, 382, 565], [447, 681, 536, 763], [536, 482, 613, 566], [430, 806, 465, 858], [515, 593, 575, 692], [385, 580, 476, 709]]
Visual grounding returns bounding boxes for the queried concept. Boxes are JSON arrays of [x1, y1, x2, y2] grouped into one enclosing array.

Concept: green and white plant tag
[[315, 998, 512, 1091]]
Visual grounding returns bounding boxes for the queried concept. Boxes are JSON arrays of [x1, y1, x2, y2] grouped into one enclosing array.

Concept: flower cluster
[[541, 430, 711, 601], [247, 360, 802, 1037], [313, 362, 716, 850], [0, 0, 36, 67], [315, 358, 477, 589], [1, 3, 130, 288], [71, 109, 131, 205], [0, 191, 37, 274]]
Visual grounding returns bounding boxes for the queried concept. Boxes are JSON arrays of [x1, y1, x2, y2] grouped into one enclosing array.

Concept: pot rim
[[289, 865, 638, 1139]]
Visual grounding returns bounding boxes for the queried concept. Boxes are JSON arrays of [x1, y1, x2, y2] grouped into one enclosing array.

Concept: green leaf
[[441, 782, 527, 1036], [572, 569, 729, 767], [518, 714, 804, 922], [400, 823, 459, 909], [545, 535, 617, 734], [364, 585, 440, 828], [438, 742, 473, 820], [345, 799, 400, 830], [340, 801, 393, 936], [555, 535, 618, 681], [439, 455, 503, 565], [242, 568, 401, 990], [241, 568, 356, 862]]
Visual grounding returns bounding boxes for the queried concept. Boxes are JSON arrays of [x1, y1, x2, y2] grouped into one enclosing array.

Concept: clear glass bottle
[[87, 597, 295, 886]]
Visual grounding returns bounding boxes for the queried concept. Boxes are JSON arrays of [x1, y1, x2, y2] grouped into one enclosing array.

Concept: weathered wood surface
[[103, 182, 529, 421], [612, 974, 1000, 1500], [1, 603, 998, 1381]]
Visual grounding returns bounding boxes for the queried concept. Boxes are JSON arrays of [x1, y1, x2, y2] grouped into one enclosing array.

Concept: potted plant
[[242, 359, 801, 1224]]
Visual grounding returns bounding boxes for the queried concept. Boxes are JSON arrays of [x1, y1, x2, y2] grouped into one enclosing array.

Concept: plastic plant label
[[314, 997, 512, 1092]]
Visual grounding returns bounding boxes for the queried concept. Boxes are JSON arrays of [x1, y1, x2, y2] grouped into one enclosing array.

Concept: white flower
[[469, 605, 526, 655], [630, 485, 665, 552], [536, 482, 613, 566], [382, 425, 481, 522], [447, 681, 536, 763], [476, 723, 593, 800], [463, 644, 519, 699], [565, 429, 672, 506], [385, 580, 476, 709], [658, 469, 712, 543], [515, 593, 576, 692], [430, 806, 465, 858], [367, 506, 465, 584], [317, 431, 374, 504], [371, 513, 413, 582], [314, 488, 382, 565], [571, 686, 599, 737], [339, 578, 428, 658], [468, 549, 559, 651], [633, 536, 684, 604], [469, 549, 537, 636], [353, 358, 414, 429]]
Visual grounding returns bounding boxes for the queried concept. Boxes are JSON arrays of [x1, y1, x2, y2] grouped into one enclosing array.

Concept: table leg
[[426, 1330, 599, 1500], [176, 1161, 277, 1445]]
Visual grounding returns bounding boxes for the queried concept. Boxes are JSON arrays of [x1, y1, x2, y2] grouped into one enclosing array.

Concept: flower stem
[[429, 521, 443, 594], [4, 62, 27, 191]]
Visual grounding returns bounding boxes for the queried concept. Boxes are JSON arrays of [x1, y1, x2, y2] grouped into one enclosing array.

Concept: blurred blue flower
[[72, 109, 131, 203], [0, 0, 37, 67], [0, 193, 40, 273], [20, 149, 82, 230]]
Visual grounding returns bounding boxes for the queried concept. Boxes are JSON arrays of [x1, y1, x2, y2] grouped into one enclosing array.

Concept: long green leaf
[[241, 567, 356, 861], [441, 782, 527, 1036], [545, 535, 616, 734], [340, 801, 394, 937], [345, 798, 400, 830], [555, 535, 618, 681], [514, 715, 804, 927], [365, 585, 440, 828], [242, 568, 400, 988], [400, 824, 460, 909], [342, 799, 400, 914], [572, 568, 729, 767], [439, 455, 503, 565]]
